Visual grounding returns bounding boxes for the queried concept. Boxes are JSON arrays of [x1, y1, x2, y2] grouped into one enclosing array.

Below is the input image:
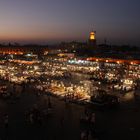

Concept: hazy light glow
[[0, 0, 140, 45]]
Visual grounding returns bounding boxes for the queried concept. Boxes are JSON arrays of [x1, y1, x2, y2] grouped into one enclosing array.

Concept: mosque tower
[[88, 31, 96, 47]]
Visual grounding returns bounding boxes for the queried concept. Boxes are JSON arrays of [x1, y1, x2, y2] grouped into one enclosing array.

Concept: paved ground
[[0, 83, 140, 140]]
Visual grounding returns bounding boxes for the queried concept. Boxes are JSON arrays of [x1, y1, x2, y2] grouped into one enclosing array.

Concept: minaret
[[89, 31, 96, 47], [90, 31, 96, 40]]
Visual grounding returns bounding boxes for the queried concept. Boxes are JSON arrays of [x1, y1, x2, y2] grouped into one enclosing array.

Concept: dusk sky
[[0, 0, 140, 45]]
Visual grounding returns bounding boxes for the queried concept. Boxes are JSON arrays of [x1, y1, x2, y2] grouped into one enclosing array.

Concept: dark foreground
[[0, 83, 140, 140]]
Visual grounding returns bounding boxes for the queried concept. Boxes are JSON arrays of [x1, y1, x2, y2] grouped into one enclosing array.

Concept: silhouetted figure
[[4, 114, 9, 140], [60, 116, 64, 127]]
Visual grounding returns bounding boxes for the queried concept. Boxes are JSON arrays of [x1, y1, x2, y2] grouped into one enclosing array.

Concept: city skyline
[[0, 0, 140, 45]]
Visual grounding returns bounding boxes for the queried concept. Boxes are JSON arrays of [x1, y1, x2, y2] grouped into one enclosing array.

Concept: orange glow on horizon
[[87, 57, 140, 64]]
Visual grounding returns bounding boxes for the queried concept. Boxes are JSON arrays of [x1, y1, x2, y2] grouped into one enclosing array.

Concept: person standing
[[90, 113, 97, 139], [60, 115, 64, 127], [4, 114, 9, 140], [4, 114, 8, 130]]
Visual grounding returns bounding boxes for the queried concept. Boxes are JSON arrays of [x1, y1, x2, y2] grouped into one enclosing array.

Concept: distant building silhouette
[[0, 44, 47, 55]]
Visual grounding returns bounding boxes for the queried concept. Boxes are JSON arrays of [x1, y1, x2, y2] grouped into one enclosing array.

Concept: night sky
[[0, 0, 140, 45]]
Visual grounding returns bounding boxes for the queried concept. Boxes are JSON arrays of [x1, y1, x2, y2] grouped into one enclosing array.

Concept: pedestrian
[[85, 130, 89, 140], [81, 131, 88, 140], [60, 116, 64, 127], [4, 114, 9, 140], [84, 107, 88, 116], [37, 113, 42, 126], [4, 114, 8, 129], [81, 131, 85, 140], [90, 113, 96, 134], [29, 113, 34, 124]]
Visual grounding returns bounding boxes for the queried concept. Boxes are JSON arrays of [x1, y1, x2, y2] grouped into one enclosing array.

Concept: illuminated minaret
[[90, 31, 96, 40], [89, 31, 96, 47]]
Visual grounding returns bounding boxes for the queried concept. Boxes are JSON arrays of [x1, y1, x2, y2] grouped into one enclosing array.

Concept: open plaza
[[0, 53, 139, 139]]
